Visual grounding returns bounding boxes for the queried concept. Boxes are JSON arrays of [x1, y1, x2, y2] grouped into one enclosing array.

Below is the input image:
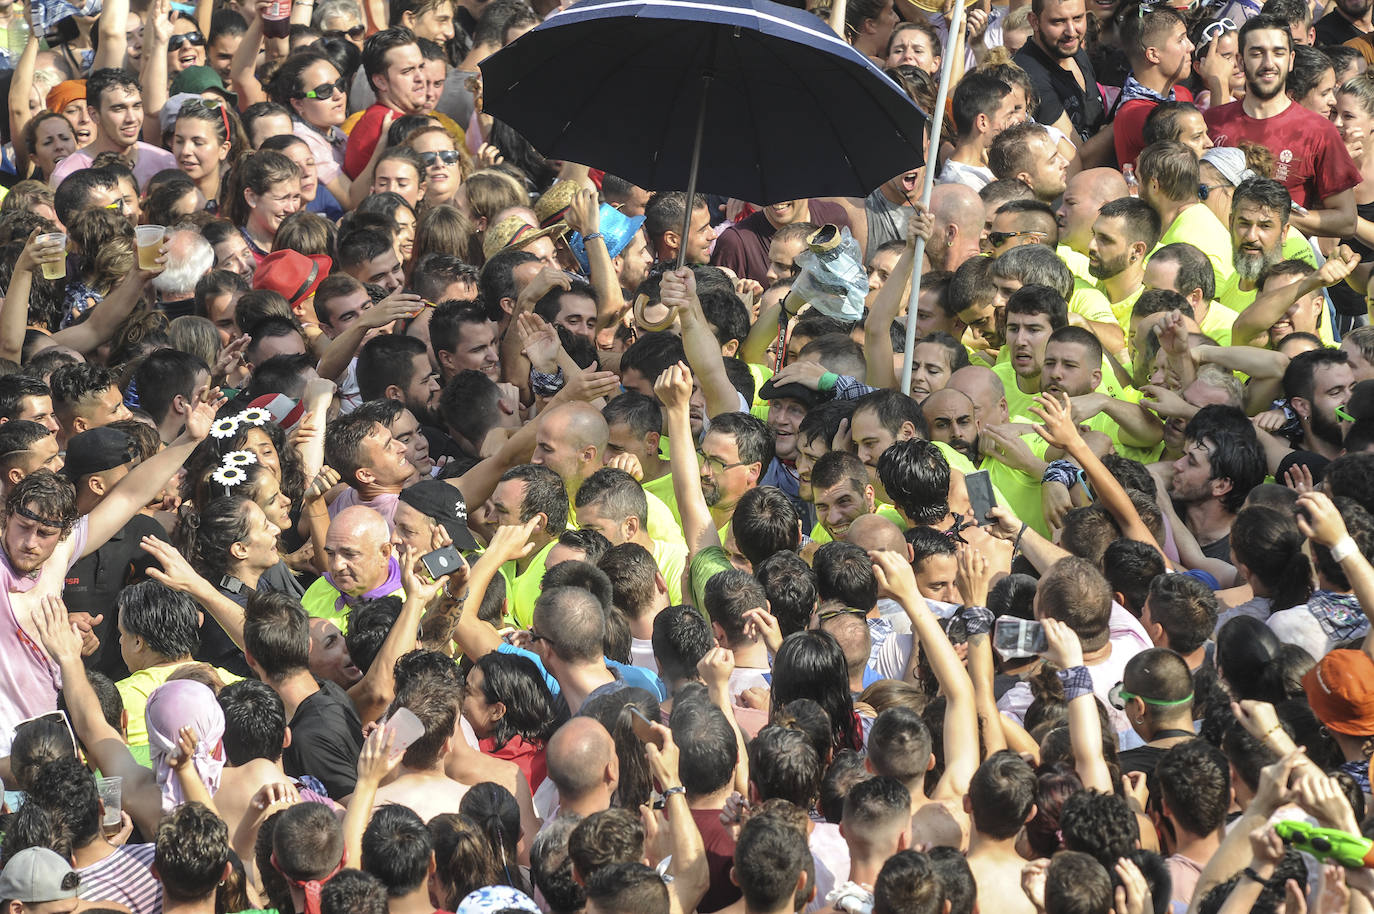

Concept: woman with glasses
[[406, 124, 469, 209], [166, 15, 207, 75], [269, 51, 353, 214], [172, 98, 245, 212]]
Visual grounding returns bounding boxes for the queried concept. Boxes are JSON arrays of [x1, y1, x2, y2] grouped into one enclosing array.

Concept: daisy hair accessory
[[209, 416, 241, 440], [236, 407, 271, 427], [211, 464, 248, 491], [222, 450, 258, 468]]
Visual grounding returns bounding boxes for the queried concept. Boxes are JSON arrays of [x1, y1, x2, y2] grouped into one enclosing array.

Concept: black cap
[[759, 378, 826, 410], [63, 427, 135, 482], [397, 479, 478, 550]]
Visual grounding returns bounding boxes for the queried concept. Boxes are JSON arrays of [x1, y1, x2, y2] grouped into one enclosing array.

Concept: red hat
[[252, 250, 331, 309], [1302, 649, 1374, 736]]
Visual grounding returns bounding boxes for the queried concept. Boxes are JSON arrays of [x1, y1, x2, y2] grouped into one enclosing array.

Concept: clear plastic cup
[[35, 232, 66, 280], [96, 775, 122, 829], [135, 225, 166, 271]]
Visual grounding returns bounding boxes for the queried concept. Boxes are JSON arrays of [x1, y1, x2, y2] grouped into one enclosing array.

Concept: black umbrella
[[479, 0, 928, 266]]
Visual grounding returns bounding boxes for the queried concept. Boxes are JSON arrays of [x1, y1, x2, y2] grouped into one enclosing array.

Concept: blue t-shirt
[[496, 643, 667, 702]]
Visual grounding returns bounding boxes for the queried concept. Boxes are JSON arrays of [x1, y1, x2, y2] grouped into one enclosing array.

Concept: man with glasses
[[984, 199, 1057, 257], [49, 69, 175, 190]]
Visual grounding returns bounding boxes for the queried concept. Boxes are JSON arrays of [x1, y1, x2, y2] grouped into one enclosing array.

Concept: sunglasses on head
[[1196, 16, 1237, 50], [419, 149, 461, 167], [299, 79, 346, 100], [168, 30, 205, 51]]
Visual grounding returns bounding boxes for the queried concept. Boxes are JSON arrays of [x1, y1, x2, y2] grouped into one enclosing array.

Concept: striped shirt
[[77, 843, 163, 914]]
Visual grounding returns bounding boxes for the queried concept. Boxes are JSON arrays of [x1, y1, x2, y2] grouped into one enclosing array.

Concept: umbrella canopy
[[479, 0, 928, 205]]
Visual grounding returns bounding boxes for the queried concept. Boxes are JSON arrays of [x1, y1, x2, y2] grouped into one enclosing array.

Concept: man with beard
[[356, 334, 441, 429], [1014, 0, 1107, 150], [927, 184, 987, 272], [1113, 7, 1197, 168], [922, 388, 981, 463], [988, 123, 1070, 204], [1315, 0, 1373, 45], [1088, 197, 1161, 324], [1233, 250, 1360, 348], [1139, 140, 1235, 288], [1204, 16, 1360, 238], [1165, 405, 1266, 563], [1218, 177, 1295, 315], [1057, 168, 1129, 283], [1281, 349, 1356, 460], [323, 410, 416, 527]]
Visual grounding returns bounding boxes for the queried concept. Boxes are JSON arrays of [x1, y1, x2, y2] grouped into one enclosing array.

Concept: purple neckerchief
[[325, 556, 402, 614]]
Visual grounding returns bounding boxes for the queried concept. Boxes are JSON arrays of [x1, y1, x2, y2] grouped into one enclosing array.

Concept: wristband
[[1330, 535, 1359, 564], [1042, 459, 1079, 488], [1057, 665, 1093, 701], [661, 785, 686, 799], [583, 232, 604, 244], [1242, 867, 1269, 885], [817, 372, 839, 393], [530, 367, 565, 397]]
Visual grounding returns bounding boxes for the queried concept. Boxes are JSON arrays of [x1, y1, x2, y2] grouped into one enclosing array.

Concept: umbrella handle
[[634, 294, 680, 332]]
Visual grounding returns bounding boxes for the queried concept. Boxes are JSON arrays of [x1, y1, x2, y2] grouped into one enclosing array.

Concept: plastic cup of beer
[[35, 232, 65, 280], [135, 225, 166, 271], [96, 775, 122, 831]]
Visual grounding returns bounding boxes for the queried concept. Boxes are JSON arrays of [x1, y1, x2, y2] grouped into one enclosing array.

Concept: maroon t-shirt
[[1203, 99, 1361, 208], [689, 806, 743, 913], [710, 200, 851, 285]]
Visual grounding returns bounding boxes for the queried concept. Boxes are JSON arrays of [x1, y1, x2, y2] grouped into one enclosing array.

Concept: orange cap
[[1302, 649, 1374, 736], [46, 80, 86, 115]]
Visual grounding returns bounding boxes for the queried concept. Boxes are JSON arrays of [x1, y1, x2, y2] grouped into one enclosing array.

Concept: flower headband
[[211, 450, 257, 496], [209, 407, 274, 443]]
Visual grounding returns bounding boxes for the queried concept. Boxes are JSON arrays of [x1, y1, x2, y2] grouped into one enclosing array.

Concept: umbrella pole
[[898, 0, 965, 396], [677, 74, 712, 271]]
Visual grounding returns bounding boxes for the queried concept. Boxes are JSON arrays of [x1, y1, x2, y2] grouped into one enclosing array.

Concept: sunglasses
[[183, 97, 232, 135], [1107, 682, 1194, 711], [1198, 182, 1230, 201], [419, 149, 461, 168], [345, 24, 366, 37], [168, 30, 205, 51], [299, 79, 346, 100], [986, 230, 1044, 248], [1196, 16, 1237, 50]]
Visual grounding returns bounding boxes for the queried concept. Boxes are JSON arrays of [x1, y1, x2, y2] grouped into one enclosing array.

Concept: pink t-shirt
[[0, 516, 89, 753], [49, 143, 177, 192]]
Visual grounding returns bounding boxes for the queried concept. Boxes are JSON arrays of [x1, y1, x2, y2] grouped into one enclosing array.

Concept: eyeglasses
[[817, 607, 866, 623], [299, 79, 346, 100], [419, 149, 461, 168], [1107, 682, 1195, 711], [986, 230, 1044, 248], [168, 30, 206, 51], [1196, 17, 1237, 50], [697, 450, 751, 473], [183, 97, 232, 136]]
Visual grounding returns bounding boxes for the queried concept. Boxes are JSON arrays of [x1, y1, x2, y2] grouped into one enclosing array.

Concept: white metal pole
[[898, 0, 965, 395]]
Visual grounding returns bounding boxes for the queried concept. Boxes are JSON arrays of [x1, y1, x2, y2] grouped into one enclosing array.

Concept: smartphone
[[421, 545, 463, 581], [993, 617, 1047, 660], [966, 469, 996, 525], [382, 708, 425, 755], [627, 705, 663, 748]]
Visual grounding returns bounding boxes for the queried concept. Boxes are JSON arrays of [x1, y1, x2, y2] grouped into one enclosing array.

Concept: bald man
[[820, 610, 874, 694], [844, 513, 916, 639], [948, 365, 1011, 429], [535, 403, 685, 546], [922, 388, 980, 462], [545, 716, 619, 816], [302, 505, 403, 631], [1055, 168, 1130, 280], [928, 183, 986, 273]]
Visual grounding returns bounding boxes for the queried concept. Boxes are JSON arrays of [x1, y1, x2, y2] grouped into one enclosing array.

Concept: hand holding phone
[[627, 705, 664, 748]]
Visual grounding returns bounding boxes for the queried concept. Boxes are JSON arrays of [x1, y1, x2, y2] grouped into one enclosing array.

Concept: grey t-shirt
[[864, 189, 915, 259]]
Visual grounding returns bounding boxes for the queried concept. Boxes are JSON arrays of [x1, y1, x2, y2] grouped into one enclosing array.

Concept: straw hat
[[483, 216, 563, 262], [535, 179, 582, 231]]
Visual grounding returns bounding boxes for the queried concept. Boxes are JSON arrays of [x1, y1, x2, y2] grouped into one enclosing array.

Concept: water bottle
[[1123, 163, 1139, 197]]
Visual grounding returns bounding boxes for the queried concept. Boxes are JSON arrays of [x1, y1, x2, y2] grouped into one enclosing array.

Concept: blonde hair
[[464, 170, 527, 226], [90, 237, 136, 296], [1339, 70, 1374, 116], [413, 204, 479, 264], [168, 316, 222, 368]]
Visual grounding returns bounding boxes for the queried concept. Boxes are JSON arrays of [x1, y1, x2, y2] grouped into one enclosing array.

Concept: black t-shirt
[[1014, 39, 1106, 141], [283, 679, 365, 800], [66, 514, 169, 680], [199, 561, 305, 678], [1316, 11, 1367, 46]]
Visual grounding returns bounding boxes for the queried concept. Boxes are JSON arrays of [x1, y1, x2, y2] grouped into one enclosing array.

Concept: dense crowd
[[1, 0, 1374, 912]]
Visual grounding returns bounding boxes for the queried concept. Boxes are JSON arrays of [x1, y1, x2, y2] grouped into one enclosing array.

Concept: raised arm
[[655, 361, 721, 560], [53, 259, 162, 355], [453, 520, 540, 659], [863, 233, 916, 390], [0, 233, 64, 364], [141, 535, 246, 648], [140, 0, 172, 145], [33, 596, 165, 838], [8, 24, 40, 179], [1295, 492, 1374, 663], [956, 547, 1007, 758], [316, 292, 422, 384], [665, 268, 739, 420], [565, 187, 629, 334], [1042, 618, 1112, 792], [342, 727, 402, 863], [86, 386, 223, 553], [92, 0, 130, 71], [228, 4, 268, 109], [871, 550, 978, 800], [1233, 246, 1359, 347]]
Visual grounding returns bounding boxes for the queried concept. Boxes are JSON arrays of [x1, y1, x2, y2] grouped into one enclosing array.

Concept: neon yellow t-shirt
[[984, 433, 1052, 536], [651, 538, 687, 605], [501, 540, 557, 629], [1198, 301, 1240, 346], [118, 661, 244, 749], [643, 472, 680, 528], [301, 576, 405, 633], [1071, 279, 1118, 328], [809, 503, 907, 544], [1059, 245, 1094, 285], [1152, 204, 1236, 288]]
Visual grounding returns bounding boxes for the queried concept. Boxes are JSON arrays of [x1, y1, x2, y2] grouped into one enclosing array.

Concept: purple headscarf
[[146, 679, 226, 812]]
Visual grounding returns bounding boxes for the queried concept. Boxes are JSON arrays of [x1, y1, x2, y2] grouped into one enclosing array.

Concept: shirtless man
[[964, 752, 1041, 914], [371, 672, 471, 821]]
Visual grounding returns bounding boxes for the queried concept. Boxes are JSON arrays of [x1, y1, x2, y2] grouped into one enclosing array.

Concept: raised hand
[[183, 384, 228, 442], [34, 594, 83, 666], [955, 545, 991, 607], [558, 363, 620, 402], [1295, 492, 1349, 547], [1030, 392, 1084, 452], [140, 535, 208, 595], [659, 268, 698, 315], [1041, 617, 1084, 670], [485, 518, 541, 566], [565, 187, 601, 238], [870, 549, 921, 606], [304, 467, 341, 506], [653, 361, 694, 414], [363, 291, 424, 329]]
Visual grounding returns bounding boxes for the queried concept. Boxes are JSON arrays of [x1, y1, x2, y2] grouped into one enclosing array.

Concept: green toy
[[1274, 820, 1374, 868]]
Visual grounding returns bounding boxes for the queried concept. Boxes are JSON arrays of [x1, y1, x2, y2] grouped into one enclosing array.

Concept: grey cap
[[0, 848, 80, 903], [1201, 147, 1256, 187]]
